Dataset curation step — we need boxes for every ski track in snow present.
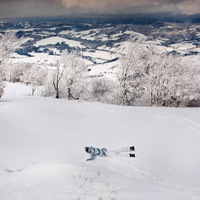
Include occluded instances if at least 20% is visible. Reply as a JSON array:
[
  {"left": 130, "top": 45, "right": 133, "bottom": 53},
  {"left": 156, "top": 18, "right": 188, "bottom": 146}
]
[
  {"left": 173, "top": 116, "right": 200, "bottom": 130},
  {"left": 137, "top": 107, "right": 200, "bottom": 132}
]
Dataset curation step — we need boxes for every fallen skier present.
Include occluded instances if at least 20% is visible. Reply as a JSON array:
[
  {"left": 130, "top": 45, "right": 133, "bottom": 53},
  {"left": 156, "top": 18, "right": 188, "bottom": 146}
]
[{"left": 85, "top": 146, "right": 135, "bottom": 161}]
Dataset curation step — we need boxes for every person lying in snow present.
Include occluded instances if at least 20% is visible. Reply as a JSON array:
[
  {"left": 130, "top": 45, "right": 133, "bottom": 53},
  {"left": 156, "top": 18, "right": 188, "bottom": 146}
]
[{"left": 85, "top": 146, "right": 135, "bottom": 161}]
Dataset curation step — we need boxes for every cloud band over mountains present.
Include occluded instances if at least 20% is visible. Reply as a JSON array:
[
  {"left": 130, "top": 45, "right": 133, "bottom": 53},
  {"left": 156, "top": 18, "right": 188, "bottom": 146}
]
[{"left": 0, "top": 0, "right": 200, "bottom": 18}]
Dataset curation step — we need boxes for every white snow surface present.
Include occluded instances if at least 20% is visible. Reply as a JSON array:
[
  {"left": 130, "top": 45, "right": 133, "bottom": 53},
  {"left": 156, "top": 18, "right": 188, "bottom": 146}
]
[
  {"left": 0, "top": 82, "right": 200, "bottom": 200},
  {"left": 34, "top": 36, "right": 84, "bottom": 48}
]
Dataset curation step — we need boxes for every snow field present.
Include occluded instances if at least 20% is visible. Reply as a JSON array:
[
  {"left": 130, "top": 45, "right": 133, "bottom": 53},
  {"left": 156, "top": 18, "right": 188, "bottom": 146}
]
[
  {"left": 59, "top": 29, "right": 102, "bottom": 41},
  {"left": 34, "top": 36, "right": 84, "bottom": 48},
  {"left": 0, "top": 82, "right": 200, "bottom": 199},
  {"left": 88, "top": 61, "right": 118, "bottom": 78}
]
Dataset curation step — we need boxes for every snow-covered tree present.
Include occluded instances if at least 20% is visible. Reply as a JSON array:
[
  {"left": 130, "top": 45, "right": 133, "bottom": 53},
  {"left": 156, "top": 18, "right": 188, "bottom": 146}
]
[
  {"left": 0, "top": 80, "right": 5, "bottom": 98},
  {"left": 117, "top": 38, "right": 200, "bottom": 107},
  {"left": 5, "top": 63, "right": 24, "bottom": 83},
  {"left": 62, "top": 50, "right": 86, "bottom": 100},
  {"left": 21, "top": 64, "right": 33, "bottom": 85},
  {"left": 42, "top": 72, "right": 56, "bottom": 97},
  {"left": 41, "top": 58, "right": 66, "bottom": 99},
  {"left": 0, "top": 32, "right": 21, "bottom": 66},
  {"left": 52, "top": 58, "right": 65, "bottom": 99},
  {"left": 0, "top": 64, "right": 5, "bottom": 98},
  {"left": 43, "top": 52, "right": 67, "bottom": 99},
  {"left": 27, "top": 66, "right": 42, "bottom": 96},
  {"left": 42, "top": 50, "right": 87, "bottom": 99},
  {"left": 83, "top": 77, "right": 116, "bottom": 103},
  {"left": 20, "top": 63, "right": 47, "bottom": 95},
  {"left": 147, "top": 48, "right": 200, "bottom": 107},
  {"left": 0, "top": 32, "right": 23, "bottom": 98},
  {"left": 117, "top": 39, "right": 149, "bottom": 106}
]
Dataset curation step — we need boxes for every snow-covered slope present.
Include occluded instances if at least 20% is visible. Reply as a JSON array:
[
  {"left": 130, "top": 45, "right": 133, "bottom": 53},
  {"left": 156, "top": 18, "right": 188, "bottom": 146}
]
[
  {"left": 35, "top": 36, "right": 85, "bottom": 48},
  {"left": 0, "top": 82, "right": 200, "bottom": 199}
]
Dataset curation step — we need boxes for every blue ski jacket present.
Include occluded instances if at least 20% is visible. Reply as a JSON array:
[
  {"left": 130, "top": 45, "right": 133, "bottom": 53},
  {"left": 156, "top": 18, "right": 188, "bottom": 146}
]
[{"left": 87, "top": 146, "right": 107, "bottom": 160}]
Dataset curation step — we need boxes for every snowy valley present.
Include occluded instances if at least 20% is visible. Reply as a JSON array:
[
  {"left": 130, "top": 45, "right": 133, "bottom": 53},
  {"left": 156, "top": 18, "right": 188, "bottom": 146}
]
[{"left": 1, "top": 15, "right": 200, "bottom": 78}]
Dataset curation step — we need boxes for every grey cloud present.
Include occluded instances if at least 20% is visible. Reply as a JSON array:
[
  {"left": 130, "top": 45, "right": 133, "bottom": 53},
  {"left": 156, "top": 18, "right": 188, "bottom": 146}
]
[
  {"left": 0, "top": 0, "right": 199, "bottom": 18},
  {"left": 177, "top": 0, "right": 200, "bottom": 15},
  {"left": 60, "top": 0, "right": 200, "bottom": 15},
  {"left": 0, "top": 0, "right": 66, "bottom": 18}
]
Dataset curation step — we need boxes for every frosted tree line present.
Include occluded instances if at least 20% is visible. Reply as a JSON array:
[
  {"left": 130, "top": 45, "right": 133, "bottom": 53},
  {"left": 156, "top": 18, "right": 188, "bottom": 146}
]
[
  {"left": 41, "top": 50, "right": 86, "bottom": 99},
  {"left": 0, "top": 32, "right": 86, "bottom": 100},
  {"left": 117, "top": 39, "right": 200, "bottom": 107},
  {"left": 0, "top": 32, "right": 200, "bottom": 107}
]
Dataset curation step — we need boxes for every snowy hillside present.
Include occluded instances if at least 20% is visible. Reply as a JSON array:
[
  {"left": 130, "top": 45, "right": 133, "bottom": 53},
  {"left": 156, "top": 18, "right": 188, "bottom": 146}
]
[
  {"left": 0, "top": 82, "right": 200, "bottom": 200},
  {"left": 0, "top": 16, "right": 198, "bottom": 79}
]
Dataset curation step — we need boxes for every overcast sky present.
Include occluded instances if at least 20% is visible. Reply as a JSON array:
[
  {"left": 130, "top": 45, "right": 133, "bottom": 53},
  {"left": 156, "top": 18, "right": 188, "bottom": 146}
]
[{"left": 0, "top": 0, "right": 200, "bottom": 18}]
